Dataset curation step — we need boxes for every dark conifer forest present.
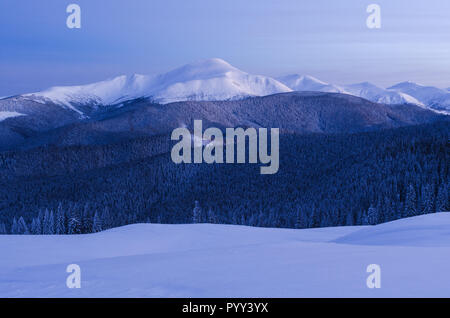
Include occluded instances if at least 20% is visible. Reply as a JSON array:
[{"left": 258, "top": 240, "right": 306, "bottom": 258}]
[{"left": 0, "top": 121, "right": 448, "bottom": 234}]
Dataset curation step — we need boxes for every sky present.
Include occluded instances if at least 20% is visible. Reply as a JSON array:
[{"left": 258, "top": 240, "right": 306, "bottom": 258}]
[{"left": 0, "top": 0, "right": 449, "bottom": 96}]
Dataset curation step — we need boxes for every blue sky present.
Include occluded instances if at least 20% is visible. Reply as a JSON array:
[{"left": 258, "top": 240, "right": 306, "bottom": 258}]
[{"left": 0, "top": 0, "right": 449, "bottom": 96}]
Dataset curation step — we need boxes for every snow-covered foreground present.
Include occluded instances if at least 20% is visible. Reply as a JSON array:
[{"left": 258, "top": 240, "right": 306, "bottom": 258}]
[{"left": 1, "top": 213, "right": 450, "bottom": 298}]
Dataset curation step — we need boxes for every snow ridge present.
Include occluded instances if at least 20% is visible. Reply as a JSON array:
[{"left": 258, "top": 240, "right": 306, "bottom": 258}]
[{"left": 0, "top": 111, "right": 26, "bottom": 122}]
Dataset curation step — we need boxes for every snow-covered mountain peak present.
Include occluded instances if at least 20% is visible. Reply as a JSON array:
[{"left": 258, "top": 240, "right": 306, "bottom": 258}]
[
  {"left": 24, "top": 73, "right": 154, "bottom": 111},
  {"left": 345, "top": 81, "right": 383, "bottom": 93},
  {"left": 389, "top": 81, "right": 426, "bottom": 88},
  {"left": 343, "top": 82, "right": 424, "bottom": 106},
  {"left": 155, "top": 58, "right": 241, "bottom": 85},
  {"left": 290, "top": 74, "right": 327, "bottom": 85},
  {"left": 277, "top": 74, "right": 345, "bottom": 93},
  {"left": 388, "top": 81, "right": 432, "bottom": 92},
  {"left": 149, "top": 58, "right": 292, "bottom": 103},
  {"left": 21, "top": 58, "right": 292, "bottom": 111},
  {"left": 387, "top": 81, "right": 450, "bottom": 112}
]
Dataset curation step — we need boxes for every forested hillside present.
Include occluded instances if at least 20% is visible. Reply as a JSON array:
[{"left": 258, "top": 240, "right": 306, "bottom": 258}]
[{"left": 0, "top": 121, "right": 448, "bottom": 234}]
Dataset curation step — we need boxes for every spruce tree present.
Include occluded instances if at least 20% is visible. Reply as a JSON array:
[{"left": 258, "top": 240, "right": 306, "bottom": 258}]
[
  {"left": 207, "top": 208, "right": 215, "bottom": 224},
  {"left": 101, "top": 207, "right": 111, "bottom": 230},
  {"left": 92, "top": 212, "right": 102, "bottom": 233},
  {"left": 420, "top": 184, "right": 433, "bottom": 215},
  {"left": 367, "top": 205, "right": 379, "bottom": 225},
  {"left": 31, "top": 218, "right": 41, "bottom": 235},
  {"left": 404, "top": 184, "right": 417, "bottom": 217},
  {"left": 345, "top": 211, "right": 354, "bottom": 226},
  {"left": 56, "top": 203, "right": 66, "bottom": 234},
  {"left": 436, "top": 183, "right": 448, "bottom": 212},
  {"left": 11, "top": 218, "right": 19, "bottom": 234},
  {"left": 17, "top": 217, "right": 29, "bottom": 234},
  {"left": 68, "top": 208, "right": 81, "bottom": 234},
  {"left": 81, "top": 203, "right": 92, "bottom": 234},
  {"left": 0, "top": 223, "right": 6, "bottom": 234},
  {"left": 295, "top": 209, "right": 302, "bottom": 228},
  {"left": 361, "top": 210, "right": 369, "bottom": 225},
  {"left": 193, "top": 201, "right": 202, "bottom": 223},
  {"left": 43, "top": 209, "right": 50, "bottom": 234},
  {"left": 49, "top": 211, "right": 55, "bottom": 234},
  {"left": 37, "top": 209, "right": 44, "bottom": 234},
  {"left": 43, "top": 209, "right": 55, "bottom": 234}
]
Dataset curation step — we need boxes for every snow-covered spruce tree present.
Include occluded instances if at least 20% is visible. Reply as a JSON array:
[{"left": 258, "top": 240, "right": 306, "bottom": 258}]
[
  {"left": 0, "top": 223, "right": 6, "bottom": 234},
  {"left": 31, "top": 218, "right": 41, "bottom": 235},
  {"left": 367, "top": 205, "right": 378, "bottom": 225},
  {"left": 436, "top": 182, "right": 449, "bottom": 212},
  {"left": 295, "top": 209, "right": 302, "bottom": 228},
  {"left": 345, "top": 211, "right": 354, "bottom": 226},
  {"left": 10, "top": 218, "right": 19, "bottom": 234},
  {"left": 420, "top": 184, "right": 434, "bottom": 215},
  {"left": 376, "top": 200, "right": 384, "bottom": 223},
  {"left": 81, "top": 203, "right": 93, "bottom": 234},
  {"left": 56, "top": 203, "right": 66, "bottom": 234},
  {"left": 361, "top": 210, "right": 369, "bottom": 225},
  {"left": 248, "top": 213, "right": 257, "bottom": 227},
  {"left": 207, "top": 208, "right": 215, "bottom": 224},
  {"left": 404, "top": 184, "right": 417, "bottom": 217},
  {"left": 17, "top": 216, "right": 29, "bottom": 234},
  {"left": 43, "top": 209, "right": 55, "bottom": 234},
  {"left": 50, "top": 211, "right": 55, "bottom": 234},
  {"left": 101, "top": 207, "right": 111, "bottom": 230},
  {"left": 387, "top": 195, "right": 398, "bottom": 222},
  {"left": 43, "top": 209, "right": 50, "bottom": 234},
  {"left": 308, "top": 206, "right": 318, "bottom": 228},
  {"left": 192, "top": 201, "right": 202, "bottom": 223},
  {"left": 92, "top": 212, "right": 102, "bottom": 233},
  {"left": 67, "top": 209, "right": 81, "bottom": 234},
  {"left": 36, "top": 210, "right": 44, "bottom": 234},
  {"left": 257, "top": 210, "right": 265, "bottom": 227}
]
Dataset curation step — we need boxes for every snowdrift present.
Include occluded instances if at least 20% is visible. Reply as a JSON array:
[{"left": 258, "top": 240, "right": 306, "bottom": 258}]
[
  {"left": 335, "top": 213, "right": 450, "bottom": 246},
  {"left": 1, "top": 213, "right": 449, "bottom": 297}
]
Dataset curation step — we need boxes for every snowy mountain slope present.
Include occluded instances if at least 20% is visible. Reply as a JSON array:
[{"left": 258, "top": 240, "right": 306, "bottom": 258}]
[
  {"left": 23, "top": 59, "right": 292, "bottom": 111},
  {"left": 24, "top": 74, "right": 154, "bottom": 111},
  {"left": 388, "top": 81, "right": 448, "bottom": 104},
  {"left": 12, "top": 92, "right": 444, "bottom": 150},
  {"left": 149, "top": 58, "right": 292, "bottom": 103},
  {"left": 1, "top": 213, "right": 450, "bottom": 297},
  {"left": 343, "top": 82, "right": 424, "bottom": 106},
  {"left": 388, "top": 81, "right": 450, "bottom": 113},
  {"left": 277, "top": 74, "right": 347, "bottom": 93},
  {"left": 429, "top": 96, "right": 450, "bottom": 114},
  {"left": 0, "top": 96, "right": 89, "bottom": 150},
  {"left": 0, "top": 111, "right": 26, "bottom": 122},
  {"left": 277, "top": 75, "right": 424, "bottom": 106}
]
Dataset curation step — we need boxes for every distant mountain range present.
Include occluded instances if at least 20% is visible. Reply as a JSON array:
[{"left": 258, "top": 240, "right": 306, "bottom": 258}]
[
  {"left": 277, "top": 74, "right": 450, "bottom": 113},
  {"left": 0, "top": 58, "right": 447, "bottom": 150},
  {"left": 2, "top": 58, "right": 448, "bottom": 116}
]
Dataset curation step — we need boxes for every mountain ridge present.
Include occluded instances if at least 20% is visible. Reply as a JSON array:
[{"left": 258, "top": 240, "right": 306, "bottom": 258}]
[
  {"left": 3, "top": 91, "right": 445, "bottom": 151},
  {"left": 3, "top": 58, "right": 447, "bottom": 115},
  {"left": 22, "top": 58, "right": 292, "bottom": 113}
]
